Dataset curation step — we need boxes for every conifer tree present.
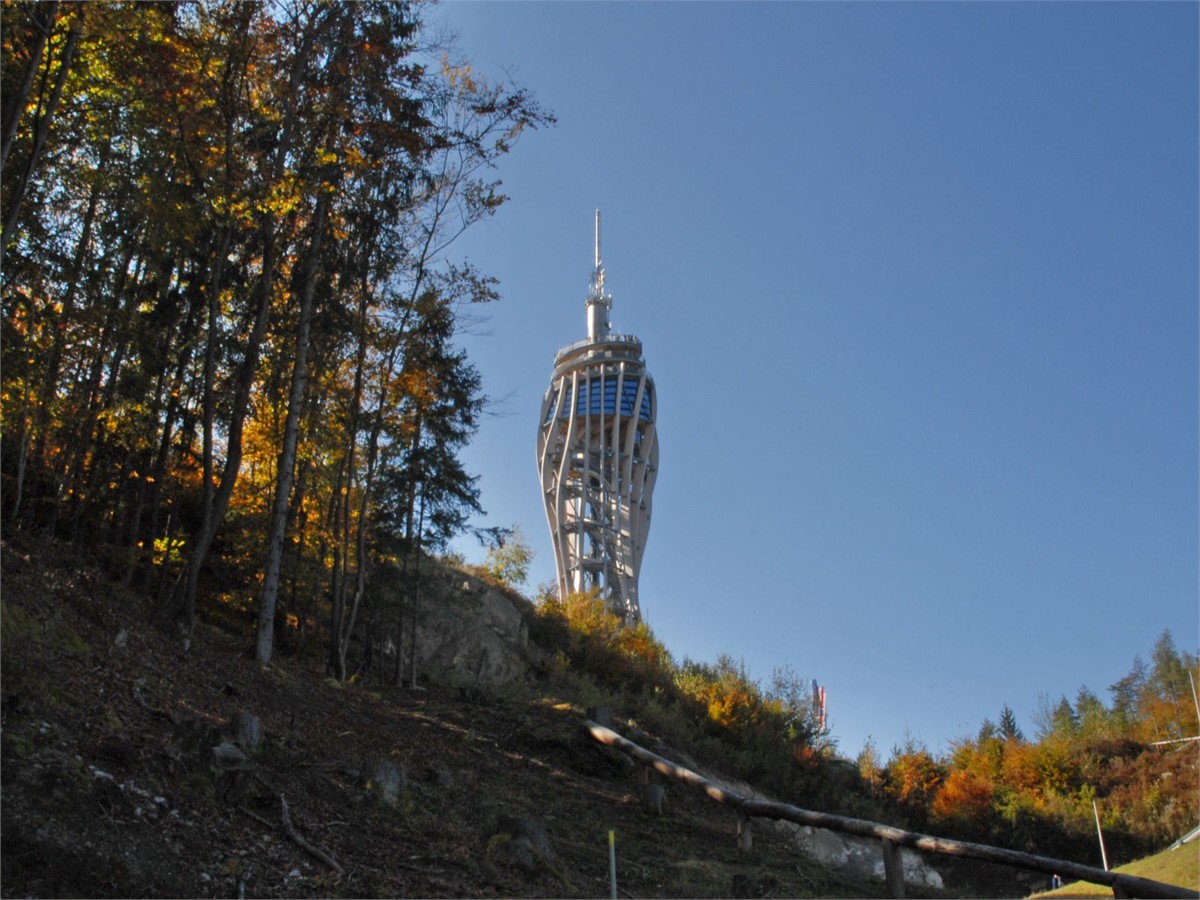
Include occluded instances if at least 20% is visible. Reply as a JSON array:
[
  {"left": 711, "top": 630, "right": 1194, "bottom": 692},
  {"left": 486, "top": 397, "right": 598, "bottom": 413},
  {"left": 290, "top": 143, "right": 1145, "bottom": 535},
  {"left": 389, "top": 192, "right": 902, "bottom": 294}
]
[{"left": 998, "top": 704, "right": 1024, "bottom": 742}]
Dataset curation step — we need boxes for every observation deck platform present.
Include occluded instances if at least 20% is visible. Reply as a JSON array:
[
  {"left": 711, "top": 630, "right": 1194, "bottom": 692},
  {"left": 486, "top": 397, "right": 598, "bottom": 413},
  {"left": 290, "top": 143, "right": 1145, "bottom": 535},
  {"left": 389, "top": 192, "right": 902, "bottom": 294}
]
[{"left": 552, "top": 333, "right": 643, "bottom": 373}]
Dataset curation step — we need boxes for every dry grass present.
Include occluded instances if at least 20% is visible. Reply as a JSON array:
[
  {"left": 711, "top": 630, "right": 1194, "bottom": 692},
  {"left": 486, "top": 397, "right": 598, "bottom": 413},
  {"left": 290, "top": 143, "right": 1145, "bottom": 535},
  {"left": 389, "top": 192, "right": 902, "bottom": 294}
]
[{"left": 1028, "top": 841, "right": 1199, "bottom": 898}]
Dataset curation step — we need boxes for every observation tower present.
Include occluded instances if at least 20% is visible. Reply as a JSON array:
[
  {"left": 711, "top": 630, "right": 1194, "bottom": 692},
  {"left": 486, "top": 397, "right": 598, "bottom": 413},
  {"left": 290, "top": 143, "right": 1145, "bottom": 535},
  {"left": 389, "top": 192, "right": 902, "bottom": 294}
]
[{"left": 536, "top": 212, "right": 658, "bottom": 624}]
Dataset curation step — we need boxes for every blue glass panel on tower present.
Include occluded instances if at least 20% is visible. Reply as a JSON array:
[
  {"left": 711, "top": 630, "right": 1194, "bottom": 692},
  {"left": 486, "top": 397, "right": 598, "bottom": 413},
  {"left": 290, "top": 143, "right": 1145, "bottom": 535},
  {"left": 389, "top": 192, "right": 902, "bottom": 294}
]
[{"left": 536, "top": 212, "right": 658, "bottom": 625}]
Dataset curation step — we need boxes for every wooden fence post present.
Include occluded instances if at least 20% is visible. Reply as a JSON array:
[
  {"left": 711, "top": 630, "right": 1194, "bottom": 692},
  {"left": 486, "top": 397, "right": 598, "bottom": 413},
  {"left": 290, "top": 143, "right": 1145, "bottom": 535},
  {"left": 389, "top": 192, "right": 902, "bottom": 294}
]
[
  {"left": 881, "top": 838, "right": 905, "bottom": 899},
  {"left": 737, "top": 811, "right": 753, "bottom": 853}
]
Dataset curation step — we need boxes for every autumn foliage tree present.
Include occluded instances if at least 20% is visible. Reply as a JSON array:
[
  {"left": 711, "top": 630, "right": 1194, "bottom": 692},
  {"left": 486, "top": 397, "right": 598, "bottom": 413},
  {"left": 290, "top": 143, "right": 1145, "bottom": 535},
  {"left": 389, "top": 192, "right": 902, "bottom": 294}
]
[
  {"left": 530, "top": 588, "right": 843, "bottom": 801},
  {"left": 894, "top": 631, "right": 1200, "bottom": 862},
  {"left": 1, "top": 1, "right": 551, "bottom": 674}
]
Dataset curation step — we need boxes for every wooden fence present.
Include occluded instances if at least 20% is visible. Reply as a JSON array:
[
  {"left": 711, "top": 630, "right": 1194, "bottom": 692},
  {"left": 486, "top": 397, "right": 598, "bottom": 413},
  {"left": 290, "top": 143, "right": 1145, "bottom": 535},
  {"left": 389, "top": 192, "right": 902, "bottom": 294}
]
[{"left": 585, "top": 720, "right": 1199, "bottom": 900}]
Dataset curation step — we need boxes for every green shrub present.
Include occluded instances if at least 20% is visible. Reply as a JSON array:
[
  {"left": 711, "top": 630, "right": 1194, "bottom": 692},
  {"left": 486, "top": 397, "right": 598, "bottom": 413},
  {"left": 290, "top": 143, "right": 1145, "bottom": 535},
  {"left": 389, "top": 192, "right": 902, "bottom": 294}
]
[{"left": 529, "top": 590, "right": 837, "bottom": 803}]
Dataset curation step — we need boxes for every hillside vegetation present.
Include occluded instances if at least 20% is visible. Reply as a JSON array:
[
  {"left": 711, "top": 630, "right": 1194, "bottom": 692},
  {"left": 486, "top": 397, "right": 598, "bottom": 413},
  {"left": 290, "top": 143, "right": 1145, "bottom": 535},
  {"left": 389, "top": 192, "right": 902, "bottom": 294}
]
[
  {"left": 504, "top": 570, "right": 1198, "bottom": 873},
  {"left": 846, "top": 627, "right": 1199, "bottom": 871},
  {"left": 3, "top": 532, "right": 1197, "bottom": 898},
  {"left": 1, "top": 534, "right": 898, "bottom": 899}
]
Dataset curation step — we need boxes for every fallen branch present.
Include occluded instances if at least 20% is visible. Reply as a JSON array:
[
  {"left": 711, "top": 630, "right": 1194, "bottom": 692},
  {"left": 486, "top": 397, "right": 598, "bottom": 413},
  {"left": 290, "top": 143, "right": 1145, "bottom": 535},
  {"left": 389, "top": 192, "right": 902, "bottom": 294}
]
[
  {"left": 237, "top": 804, "right": 275, "bottom": 830},
  {"left": 130, "top": 684, "right": 175, "bottom": 722},
  {"left": 278, "top": 793, "right": 344, "bottom": 876},
  {"left": 1149, "top": 735, "right": 1200, "bottom": 747}
]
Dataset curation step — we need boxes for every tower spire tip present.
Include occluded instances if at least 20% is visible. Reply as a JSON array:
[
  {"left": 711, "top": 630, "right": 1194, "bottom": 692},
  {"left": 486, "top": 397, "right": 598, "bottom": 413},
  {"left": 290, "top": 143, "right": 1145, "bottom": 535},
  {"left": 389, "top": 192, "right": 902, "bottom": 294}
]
[
  {"left": 594, "top": 209, "right": 602, "bottom": 269},
  {"left": 586, "top": 209, "right": 610, "bottom": 339}
]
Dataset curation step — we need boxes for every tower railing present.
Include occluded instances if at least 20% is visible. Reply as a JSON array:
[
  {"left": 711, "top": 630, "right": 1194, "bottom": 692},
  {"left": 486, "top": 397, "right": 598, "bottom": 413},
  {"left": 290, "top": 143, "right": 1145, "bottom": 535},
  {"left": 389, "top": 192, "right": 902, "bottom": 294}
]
[{"left": 553, "top": 333, "right": 642, "bottom": 366}]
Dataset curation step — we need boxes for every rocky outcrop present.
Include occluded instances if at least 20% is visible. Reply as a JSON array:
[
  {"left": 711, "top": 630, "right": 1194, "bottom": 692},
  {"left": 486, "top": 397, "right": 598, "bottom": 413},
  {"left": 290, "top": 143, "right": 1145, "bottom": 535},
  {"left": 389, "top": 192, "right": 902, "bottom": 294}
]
[
  {"left": 411, "top": 571, "right": 532, "bottom": 690},
  {"left": 792, "top": 822, "right": 945, "bottom": 890},
  {"left": 659, "top": 742, "right": 945, "bottom": 891}
]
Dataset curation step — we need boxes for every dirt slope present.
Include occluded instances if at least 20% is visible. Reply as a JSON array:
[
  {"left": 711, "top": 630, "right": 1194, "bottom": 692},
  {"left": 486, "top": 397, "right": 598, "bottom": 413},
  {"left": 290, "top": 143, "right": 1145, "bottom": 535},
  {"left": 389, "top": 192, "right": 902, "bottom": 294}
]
[{"left": 1, "top": 537, "right": 892, "bottom": 899}]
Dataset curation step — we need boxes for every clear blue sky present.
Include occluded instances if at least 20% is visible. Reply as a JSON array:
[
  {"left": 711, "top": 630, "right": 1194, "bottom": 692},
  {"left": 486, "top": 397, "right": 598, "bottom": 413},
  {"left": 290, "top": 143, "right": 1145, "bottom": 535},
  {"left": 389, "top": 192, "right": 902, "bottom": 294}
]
[{"left": 431, "top": 1, "right": 1199, "bottom": 759}]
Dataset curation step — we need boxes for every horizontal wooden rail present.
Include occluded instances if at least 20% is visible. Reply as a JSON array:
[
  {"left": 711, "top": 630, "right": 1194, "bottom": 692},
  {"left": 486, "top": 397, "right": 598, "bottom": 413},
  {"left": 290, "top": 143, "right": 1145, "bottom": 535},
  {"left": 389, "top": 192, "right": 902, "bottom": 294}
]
[{"left": 586, "top": 720, "right": 1199, "bottom": 900}]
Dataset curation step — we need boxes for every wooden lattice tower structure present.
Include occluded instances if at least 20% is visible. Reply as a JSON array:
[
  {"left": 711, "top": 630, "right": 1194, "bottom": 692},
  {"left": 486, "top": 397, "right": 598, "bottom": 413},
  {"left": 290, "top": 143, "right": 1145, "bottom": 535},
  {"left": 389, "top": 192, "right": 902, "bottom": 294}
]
[{"left": 536, "top": 212, "right": 658, "bottom": 624}]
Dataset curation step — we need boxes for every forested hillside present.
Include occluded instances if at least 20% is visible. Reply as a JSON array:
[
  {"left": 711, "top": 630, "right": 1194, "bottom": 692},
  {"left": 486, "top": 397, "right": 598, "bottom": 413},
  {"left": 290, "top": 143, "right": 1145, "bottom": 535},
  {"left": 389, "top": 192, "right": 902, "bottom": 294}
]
[
  {"left": 529, "top": 588, "right": 1198, "bottom": 875},
  {"left": 863, "top": 632, "right": 1198, "bottom": 866},
  {"left": 1, "top": 0, "right": 549, "bottom": 674}
]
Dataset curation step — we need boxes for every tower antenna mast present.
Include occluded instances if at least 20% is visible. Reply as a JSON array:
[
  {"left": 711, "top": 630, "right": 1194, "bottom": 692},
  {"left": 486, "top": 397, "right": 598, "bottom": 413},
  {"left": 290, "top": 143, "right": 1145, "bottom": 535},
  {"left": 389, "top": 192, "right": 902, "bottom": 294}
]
[
  {"left": 592, "top": 208, "right": 606, "bottom": 296},
  {"left": 587, "top": 209, "right": 610, "bottom": 339}
]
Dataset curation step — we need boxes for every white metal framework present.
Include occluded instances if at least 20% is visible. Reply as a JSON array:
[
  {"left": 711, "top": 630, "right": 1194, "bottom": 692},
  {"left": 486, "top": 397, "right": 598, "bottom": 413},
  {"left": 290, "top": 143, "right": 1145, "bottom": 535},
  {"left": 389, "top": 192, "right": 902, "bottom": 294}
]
[{"left": 536, "top": 212, "right": 658, "bottom": 624}]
